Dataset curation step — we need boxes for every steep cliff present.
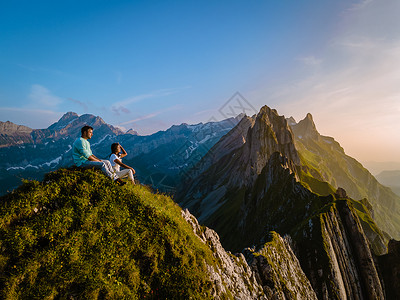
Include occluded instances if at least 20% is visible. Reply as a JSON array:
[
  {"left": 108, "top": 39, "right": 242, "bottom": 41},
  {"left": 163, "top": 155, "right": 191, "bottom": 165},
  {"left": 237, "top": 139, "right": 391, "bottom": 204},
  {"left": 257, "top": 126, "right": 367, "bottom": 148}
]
[{"left": 177, "top": 105, "right": 392, "bottom": 299}]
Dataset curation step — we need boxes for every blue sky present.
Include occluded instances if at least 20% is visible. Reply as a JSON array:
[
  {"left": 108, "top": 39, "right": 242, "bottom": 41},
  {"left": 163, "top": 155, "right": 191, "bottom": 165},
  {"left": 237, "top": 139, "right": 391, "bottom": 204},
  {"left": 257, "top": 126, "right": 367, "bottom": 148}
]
[{"left": 1, "top": 0, "right": 399, "bottom": 163}]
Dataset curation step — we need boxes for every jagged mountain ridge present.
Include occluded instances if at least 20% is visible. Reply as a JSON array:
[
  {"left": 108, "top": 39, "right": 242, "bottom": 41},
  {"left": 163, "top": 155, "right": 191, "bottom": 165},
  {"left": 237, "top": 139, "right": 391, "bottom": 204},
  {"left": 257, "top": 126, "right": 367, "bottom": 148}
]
[
  {"left": 290, "top": 114, "right": 400, "bottom": 240},
  {"left": 177, "top": 105, "right": 393, "bottom": 298}
]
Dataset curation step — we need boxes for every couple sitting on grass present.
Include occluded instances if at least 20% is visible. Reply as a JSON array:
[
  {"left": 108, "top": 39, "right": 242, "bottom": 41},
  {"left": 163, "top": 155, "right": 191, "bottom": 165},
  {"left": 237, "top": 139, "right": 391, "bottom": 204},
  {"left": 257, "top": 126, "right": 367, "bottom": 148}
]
[{"left": 72, "top": 125, "right": 135, "bottom": 186}]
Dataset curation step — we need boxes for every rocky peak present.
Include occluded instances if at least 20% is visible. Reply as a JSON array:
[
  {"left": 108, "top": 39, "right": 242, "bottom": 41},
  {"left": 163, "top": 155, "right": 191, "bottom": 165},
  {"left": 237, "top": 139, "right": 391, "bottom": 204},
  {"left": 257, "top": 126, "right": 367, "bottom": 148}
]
[
  {"left": 126, "top": 128, "right": 139, "bottom": 135},
  {"left": 286, "top": 116, "right": 297, "bottom": 126},
  {"left": 290, "top": 112, "right": 319, "bottom": 139},
  {"left": 241, "top": 105, "right": 300, "bottom": 182},
  {"left": 58, "top": 111, "right": 78, "bottom": 123},
  {"left": 47, "top": 112, "right": 79, "bottom": 131},
  {"left": 234, "top": 112, "right": 246, "bottom": 122}
]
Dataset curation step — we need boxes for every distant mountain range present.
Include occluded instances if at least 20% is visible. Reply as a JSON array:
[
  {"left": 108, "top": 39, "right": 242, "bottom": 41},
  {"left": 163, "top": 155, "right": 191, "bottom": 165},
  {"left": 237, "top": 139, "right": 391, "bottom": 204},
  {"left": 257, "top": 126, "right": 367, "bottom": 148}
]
[
  {"left": 362, "top": 161, "right": 400, "bottom": 175},
  {"left": 0, "top": 112, "right": 241, "bottom": 194},
  {"left": 376, "top": 170, "right": 400, "bottom": 196}
]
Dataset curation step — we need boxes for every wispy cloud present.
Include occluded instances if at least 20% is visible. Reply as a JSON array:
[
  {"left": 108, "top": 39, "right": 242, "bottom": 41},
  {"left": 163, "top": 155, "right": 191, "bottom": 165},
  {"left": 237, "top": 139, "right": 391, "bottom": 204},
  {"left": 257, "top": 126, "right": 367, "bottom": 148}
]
[
  {"left": 118, "top": 105, "right": 182, "bottom": 127},
  {"left": 346, "top": 0, "right": 374, "bottom": 12},
  {"left": 119, "top": 113, "right": 160, "bottom": 125},
  {"left": 29, "top": 84, "right": 63, "bottom": 107},
  {"left": 16, "top": 64, "right": 70, "bottom": 77},
  {"left": 297, "top": 56, "right": 322, "bottom": 66},
  {"left": 0, "top": 84, "right": 65, "bottom": 128},
  {"left": 112, "top": 106, "right": 131, "bottom": 115},
  {"left": 67, "top": 98, "right": 88, "bottom": 112},
  {"left": 111, "top": 86, "right": 191, "bottom": 115},
  {"left": 0, "top": 107, "right": 62, "bottom": 129}
]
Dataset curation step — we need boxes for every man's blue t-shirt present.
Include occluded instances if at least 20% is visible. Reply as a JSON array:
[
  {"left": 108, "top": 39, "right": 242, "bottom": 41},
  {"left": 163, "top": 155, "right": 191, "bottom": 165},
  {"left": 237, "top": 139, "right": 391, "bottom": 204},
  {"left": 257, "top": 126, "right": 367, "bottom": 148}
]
[{"left": 72, "top": 137, "right": 92, "bottom": 166}]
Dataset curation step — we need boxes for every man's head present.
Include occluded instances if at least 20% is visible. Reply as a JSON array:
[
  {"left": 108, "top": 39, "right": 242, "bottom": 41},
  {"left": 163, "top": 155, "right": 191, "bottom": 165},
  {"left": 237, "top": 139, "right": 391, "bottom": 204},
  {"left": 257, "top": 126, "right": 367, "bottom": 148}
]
[{"left": 81, "top": 125, "right": 94, "bottom": 139}]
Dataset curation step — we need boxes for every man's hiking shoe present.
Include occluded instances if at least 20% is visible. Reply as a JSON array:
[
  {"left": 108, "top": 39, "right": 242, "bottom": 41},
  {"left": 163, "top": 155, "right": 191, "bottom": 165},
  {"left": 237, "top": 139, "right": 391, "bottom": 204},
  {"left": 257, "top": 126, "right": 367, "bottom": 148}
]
[{"left": 115, "top": 178, "right": 126, "bottom": 186}]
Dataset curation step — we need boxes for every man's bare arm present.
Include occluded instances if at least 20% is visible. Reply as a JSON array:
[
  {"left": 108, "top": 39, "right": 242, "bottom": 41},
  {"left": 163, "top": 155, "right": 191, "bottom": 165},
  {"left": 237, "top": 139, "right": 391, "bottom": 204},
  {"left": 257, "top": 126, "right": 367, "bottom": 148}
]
[{"left": 87, "top": 155, "right": 101, "bottom": 162}]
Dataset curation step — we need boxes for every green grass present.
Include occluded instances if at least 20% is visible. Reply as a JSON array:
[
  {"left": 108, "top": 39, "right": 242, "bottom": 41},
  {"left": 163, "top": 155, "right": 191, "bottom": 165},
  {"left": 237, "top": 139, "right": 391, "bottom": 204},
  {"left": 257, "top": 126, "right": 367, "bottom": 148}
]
[{"left": 0, "top": 168, "right": 215, "bottom": 299}]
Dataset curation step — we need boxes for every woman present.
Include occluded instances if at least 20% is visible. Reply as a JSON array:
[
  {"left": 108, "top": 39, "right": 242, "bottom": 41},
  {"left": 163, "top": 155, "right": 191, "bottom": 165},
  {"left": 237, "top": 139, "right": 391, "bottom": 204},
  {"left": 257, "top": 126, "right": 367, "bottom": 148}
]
[{"left": 109, "top": 143, "right": 136, "bottom": 184}]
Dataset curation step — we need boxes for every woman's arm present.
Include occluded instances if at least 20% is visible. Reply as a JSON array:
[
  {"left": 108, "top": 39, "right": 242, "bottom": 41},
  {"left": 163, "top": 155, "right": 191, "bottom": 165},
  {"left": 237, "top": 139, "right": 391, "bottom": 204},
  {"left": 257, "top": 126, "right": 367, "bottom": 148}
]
[{"left": 119, "top": 144, "right": 128, "bottom": 158}]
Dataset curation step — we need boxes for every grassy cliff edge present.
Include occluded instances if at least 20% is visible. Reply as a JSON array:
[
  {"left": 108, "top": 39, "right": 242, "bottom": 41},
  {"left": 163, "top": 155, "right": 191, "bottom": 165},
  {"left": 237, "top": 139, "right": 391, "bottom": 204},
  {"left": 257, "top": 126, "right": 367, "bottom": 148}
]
[{"left": 0, "top": 168, "right": 216, "bottom": 299}]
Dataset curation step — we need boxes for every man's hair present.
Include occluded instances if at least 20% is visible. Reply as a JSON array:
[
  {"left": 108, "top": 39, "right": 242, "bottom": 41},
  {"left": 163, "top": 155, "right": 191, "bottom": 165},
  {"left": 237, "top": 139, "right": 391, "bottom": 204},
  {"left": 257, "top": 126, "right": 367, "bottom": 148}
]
[
  {"left": 81, "top": 125, "right": 93, "bottom": 135},
  {"left": 111, "top": 143, "right": 119, "bottom": 154}
]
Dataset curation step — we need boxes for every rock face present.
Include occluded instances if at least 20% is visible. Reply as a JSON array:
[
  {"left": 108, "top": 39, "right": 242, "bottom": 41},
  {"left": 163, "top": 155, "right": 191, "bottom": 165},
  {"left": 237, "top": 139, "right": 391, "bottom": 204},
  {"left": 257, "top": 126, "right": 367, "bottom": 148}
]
[
  {"left": 290, "top": 114, "right": 400, "bottom": 240},
  {"left": 244, "top": 232, "right": 318, "bottom": 300},
  {"left": 182, "top": 209, "right": 318, "bottom": 299},
  {"left": 378, "top": 239, "right": 400, "bottom": 299},
  {"left": 296, "top": 199, "right": 385, "bottom": 299},
  {"left": 181, "top": 209, "right": 266, "bottom": 299}
]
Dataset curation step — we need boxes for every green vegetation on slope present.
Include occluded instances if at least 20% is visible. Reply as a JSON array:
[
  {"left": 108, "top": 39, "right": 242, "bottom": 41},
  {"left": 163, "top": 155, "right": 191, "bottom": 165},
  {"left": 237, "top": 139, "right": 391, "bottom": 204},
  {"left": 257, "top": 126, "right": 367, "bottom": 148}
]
[
  {"left": 295, "top": 136, "right": 400, "bottom": 241},
  {"left": 0, "top": 168, "right": 215, "bottom": 299}
]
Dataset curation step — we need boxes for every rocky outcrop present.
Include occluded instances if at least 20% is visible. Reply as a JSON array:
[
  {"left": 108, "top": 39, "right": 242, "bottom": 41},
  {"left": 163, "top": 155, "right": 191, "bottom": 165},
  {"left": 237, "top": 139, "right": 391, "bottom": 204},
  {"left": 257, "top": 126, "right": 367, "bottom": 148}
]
[{"left": 181, "top": 209, "right": 266, "bottom": 299}]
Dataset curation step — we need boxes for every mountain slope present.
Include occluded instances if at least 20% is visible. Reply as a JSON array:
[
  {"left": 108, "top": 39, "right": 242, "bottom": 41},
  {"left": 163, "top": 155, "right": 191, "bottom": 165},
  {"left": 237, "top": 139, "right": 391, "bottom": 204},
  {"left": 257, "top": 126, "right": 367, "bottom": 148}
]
[
  {"left": 290, "top": 114, "right": 400, "bottom": 240},
  {"left": 177, "top": 105, "right": 389, "bottom": 298}
]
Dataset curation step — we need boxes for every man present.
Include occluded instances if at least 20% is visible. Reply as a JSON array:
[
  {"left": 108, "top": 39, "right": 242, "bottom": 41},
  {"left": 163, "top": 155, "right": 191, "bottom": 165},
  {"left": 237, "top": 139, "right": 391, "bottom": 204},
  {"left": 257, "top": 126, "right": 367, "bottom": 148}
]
[{"left": 72, "top": 125, "right": 125, "bottom": 185}]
